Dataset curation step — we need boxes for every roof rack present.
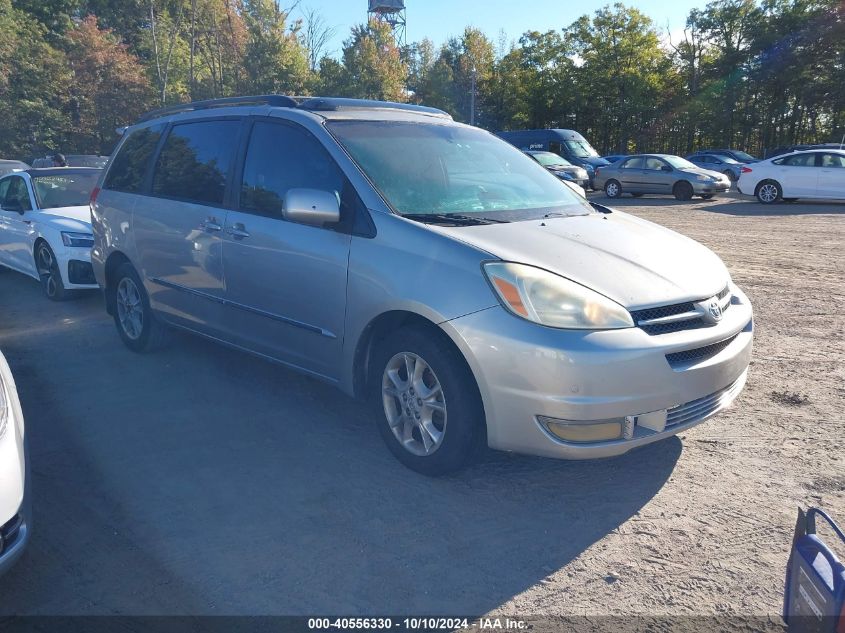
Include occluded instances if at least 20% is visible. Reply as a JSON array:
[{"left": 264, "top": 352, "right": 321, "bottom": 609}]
[
  {"left": 296, "top": 97, "right": 451, "bottom": 119},
  {"left": 137, "top": 95, "right": 298, "bottom": 122},
  {"left": 135, "top": 94, "right": 452, "bottom": 124}
]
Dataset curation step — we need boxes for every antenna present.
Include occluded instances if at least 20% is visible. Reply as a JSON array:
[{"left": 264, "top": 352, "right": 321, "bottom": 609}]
[{"left": 367, "top": 0, "right": 406, "bottom": 49}]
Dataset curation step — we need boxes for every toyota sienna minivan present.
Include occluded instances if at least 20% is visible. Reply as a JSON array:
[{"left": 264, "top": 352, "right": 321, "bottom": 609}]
[{"left": 91, "top": 95, "right": 753, "bottom": 476}]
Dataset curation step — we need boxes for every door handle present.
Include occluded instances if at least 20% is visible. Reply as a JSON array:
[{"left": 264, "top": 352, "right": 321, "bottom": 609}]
[
  {"left": 201, "top": 217, "right": 222, "bottom": 232},
  {"left": 226, "top": 223, "right": 250, "bottom": 240}
]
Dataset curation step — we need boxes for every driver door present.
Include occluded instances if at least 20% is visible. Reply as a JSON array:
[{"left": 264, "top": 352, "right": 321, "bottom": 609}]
[{"left": 0, "top": 175, "right": 37, "bottom": 276}]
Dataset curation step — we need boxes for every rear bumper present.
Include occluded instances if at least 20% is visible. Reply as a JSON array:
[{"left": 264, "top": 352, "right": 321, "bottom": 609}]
[{"left": 444, "top": 284, "right": 753, "bottom": 460}]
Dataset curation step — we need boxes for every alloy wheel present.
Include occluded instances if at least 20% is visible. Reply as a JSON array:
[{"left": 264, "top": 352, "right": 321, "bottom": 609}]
[
  {"left": 758, "top": 183, "right": 779, "bottom": 203},
  {"left": 381, "top": 352, "right": 447, "bottom": 456},
  {"left": 37, "top": 245, "right": 58, "bottom": 297},
  {"left": 116, "top": 277, "right": 144, "bottom": 340}
]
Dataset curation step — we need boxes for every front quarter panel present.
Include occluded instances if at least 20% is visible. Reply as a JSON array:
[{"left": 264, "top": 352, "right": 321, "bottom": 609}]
[{"left": 341, "top": 212, "right": 499, "bottom": 394}]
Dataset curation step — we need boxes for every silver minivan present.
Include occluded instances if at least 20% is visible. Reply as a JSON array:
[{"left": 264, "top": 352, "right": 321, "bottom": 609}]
[{"left": 91, "top": 96, "right": 753, "bottom": 475}]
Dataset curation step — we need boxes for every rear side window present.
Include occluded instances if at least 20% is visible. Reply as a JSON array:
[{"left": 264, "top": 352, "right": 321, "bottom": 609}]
[
  {"left": 103, "top": 124, "right": 164, "bottom": 193},
  {"left": 152, "top": 120, "right": 240, "bottom": 205},
  {"left": 240, "top": 121, "right": 344, "bottom": 216},
  {"left": 782, "top": 153, "right": 817, "bottom": 167}
]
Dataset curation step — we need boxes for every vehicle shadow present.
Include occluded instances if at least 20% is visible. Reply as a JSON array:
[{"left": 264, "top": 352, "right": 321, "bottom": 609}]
[
  {"left": 0, "top": 273, "right": 680, "bottom": 615},
  {"left": 590, "top": 192, "right": 845, "bottom": 216}
]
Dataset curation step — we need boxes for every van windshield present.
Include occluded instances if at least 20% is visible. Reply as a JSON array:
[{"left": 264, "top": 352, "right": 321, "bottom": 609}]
[
  {"left": 564, "top": 140, "right": 599, "bottom": 158},
  {"left": 327, "top": 121, "right": 591, "bottom": 222}
]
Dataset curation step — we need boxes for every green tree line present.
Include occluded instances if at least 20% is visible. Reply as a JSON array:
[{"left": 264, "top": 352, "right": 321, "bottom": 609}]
[{"left": 1, "top": 0, "right": 842, "bottom": 159}]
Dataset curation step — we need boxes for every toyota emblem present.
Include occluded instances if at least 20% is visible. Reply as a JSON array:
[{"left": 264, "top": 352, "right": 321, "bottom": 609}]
[{"left": 709, "top": 300, "right": 723, "bottom": 321}]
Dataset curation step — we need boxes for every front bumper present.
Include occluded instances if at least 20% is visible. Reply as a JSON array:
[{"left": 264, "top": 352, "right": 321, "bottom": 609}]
[
  {"left": 55, "top": 244, "right": 98, "bottom": 290},
  {"left": 691, "top": 180, "right": 731, "bottom": 195},
  {"left": 444, "top": 285, "right": 753, "bottom": 459},
  {"left": 0, "top": 355, "right": 29, "bottom": 576}
]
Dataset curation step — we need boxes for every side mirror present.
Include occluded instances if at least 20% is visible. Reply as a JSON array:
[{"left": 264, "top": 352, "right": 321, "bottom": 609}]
[
  {"left": 283, "top": 188, "right": 340, "bottom": 227},
  {"left": 661, "top": 165, "right": 673, "bottom": 172}
]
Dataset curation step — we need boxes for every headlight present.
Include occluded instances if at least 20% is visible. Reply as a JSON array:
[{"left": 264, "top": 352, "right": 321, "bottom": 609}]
[
  {"left": 483, "top": 262, "right": 634, "bottom": 329},
  {"left": 694, "top": 174, "right": 714, "bottom": 182},
  {"left": 61, "top": 231, "right": 94, "bottom": 247}
]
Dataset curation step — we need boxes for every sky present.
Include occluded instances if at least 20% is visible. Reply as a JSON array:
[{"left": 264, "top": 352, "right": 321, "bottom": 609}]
[{"left": 288, "top": 0, "right": 706, "bottom": 57}]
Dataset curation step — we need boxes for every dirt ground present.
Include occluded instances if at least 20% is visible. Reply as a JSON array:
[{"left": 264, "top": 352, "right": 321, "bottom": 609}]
[{"left": 0, "top": 191, "right": 842, "bottom": 624}]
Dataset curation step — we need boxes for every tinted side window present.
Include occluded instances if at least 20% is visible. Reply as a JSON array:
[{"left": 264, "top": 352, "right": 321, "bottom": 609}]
[
  {"left": 621, "top": 157, "right": 643, "bottom": 169},
  {"left": 4, "top": 177, "right": 31, "bottom": 211},
  {"left": 0, "top": 179, "right": 10, "bottom": 203},
  {"left": 549, "top": 141, "right": 562, "bottom": 155},
  {"left": 152, "top": 120, "right": 240, "bottom": 205},
  {"left": 104, "top": 124, "right": 164, "bottom": 193},
  {"left": 783, "top": 153, "right": 817, "bottom": 167},
  {"left": 240, "top": 121, "right": 344, "bottom": 217},
  {"left": 819, "top": 153, "right": 845, "bottom": 168}
]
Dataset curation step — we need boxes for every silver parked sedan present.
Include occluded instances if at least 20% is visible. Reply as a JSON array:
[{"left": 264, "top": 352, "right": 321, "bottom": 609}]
[
  {"left": 595, "top": 154, "right": 731, "bottom": 200},
  {"left": 91, "top": 96, "right": 753, "bottom": 476}
]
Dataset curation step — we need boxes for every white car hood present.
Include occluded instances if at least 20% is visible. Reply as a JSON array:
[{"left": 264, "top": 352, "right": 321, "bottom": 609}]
[
  {"left": 430, "top": 210, "right": 729, "bottom": 309},
  {"left": 34, "top": 205, "right": 92, "bottom": 233}
]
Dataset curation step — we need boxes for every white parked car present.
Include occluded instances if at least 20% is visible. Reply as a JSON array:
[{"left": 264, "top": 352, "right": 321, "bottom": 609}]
[
  {"left": 737, "top": 149, "right": 845, "bottom": 203},
  {"left": 0, "top": 349, "right": 29, "bottom": 576},
  {"left": 0, "top": 167, "right": 101, "bottom": 299}
]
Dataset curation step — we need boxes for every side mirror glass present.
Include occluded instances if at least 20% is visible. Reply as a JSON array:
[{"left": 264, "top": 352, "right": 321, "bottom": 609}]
[
  {"left": 283, "top": 188, "right": 340, "bottom": 227},
  {"left": 661, "top": 165, "right": 673, "bottom": 172}
]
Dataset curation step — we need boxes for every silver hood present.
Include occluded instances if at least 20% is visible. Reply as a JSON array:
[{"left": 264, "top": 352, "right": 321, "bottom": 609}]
[{"left": 431, "top": 210, "right": 729, "bottom": 309}]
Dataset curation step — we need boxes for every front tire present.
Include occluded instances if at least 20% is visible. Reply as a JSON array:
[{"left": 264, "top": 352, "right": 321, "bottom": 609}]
[
  {"left": 755, "top": 180, "right": 782, "bottom": 204},
  {"left": 371, "top": 327, "right": 484, "bottom": 476},
  {"left": 112, "top": 263, "right": 169, "bottom": 352},
  {"left": 673, "top": 181, "right": 694, "bottom": 201},
  {"left": 36, "top": 242, "right": 68, "bottom": 301},
  {"left": 604, "top": 179, "right": 622, "bottom": 199}
]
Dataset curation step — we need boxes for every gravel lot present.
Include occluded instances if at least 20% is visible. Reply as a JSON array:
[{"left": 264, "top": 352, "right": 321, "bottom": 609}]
[{"left": 0, "top": 192, "right": 842, "bottom": 621}]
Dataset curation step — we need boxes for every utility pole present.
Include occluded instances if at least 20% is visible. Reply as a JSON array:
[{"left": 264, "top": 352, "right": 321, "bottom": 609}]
[
  {"left": 470, "top": 67, "right": 477, "bottom": 126},
  {"left": 189, "top": 0, "right": 196, "bottom": 98}
]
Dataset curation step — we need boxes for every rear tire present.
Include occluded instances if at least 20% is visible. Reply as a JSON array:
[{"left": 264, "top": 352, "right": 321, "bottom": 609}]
[
  {"left": 604, "top": 179, "right": 622, "bottom": 199},
  {"left": 370, "top": 326, "right": 485, "bottom": 476},
  {"left": 722, "top": 169, "right": 736, "bottom": 182},
  {"left": 112, "top": 262, "right": 170, "bottom": 353},
  {"left": 673, "top": 181, "right": 694, "bottom": 201},
  {"left": 35, "top": 242, "right": 69, "bottom": 301},
  {"left": 755, "top": 180, "right": 782, "bottom": 204}
]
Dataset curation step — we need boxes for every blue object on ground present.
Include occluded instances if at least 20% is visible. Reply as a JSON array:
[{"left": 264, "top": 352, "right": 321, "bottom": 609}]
[{"left": 784, "top": 507, "right": 845, "bottom": 632}]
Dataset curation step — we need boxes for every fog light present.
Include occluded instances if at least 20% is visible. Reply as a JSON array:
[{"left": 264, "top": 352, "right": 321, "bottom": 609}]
[{"left": 538, "top": 415, "right": 624, "bottom": 443}]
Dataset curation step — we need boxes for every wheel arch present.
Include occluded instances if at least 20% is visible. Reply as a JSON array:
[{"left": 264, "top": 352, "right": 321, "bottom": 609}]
[
  {"left": 352, "top": 308, "right": 490, "bottom": 446},
  {"left": 103, "top": 250, "right": 133, "bottom": 315}
]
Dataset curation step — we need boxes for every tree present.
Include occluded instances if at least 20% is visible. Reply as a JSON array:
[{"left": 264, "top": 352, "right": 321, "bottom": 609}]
[
  {"left": 0, "top": 0, "right": 71, "bottom": 157},
  {"left": 335, "top": 19, "right": 407, "bottom": 102},
  {"left": 64, "top": 15, "right": 154, "bottom": 153},
  {"left": 242, "top": 0, "right": 310, "bottom": 95},
  {"left": 565, "top": 3, "right": 674, "bottom": 152},
  {"left": 302, "top": 5, "right": 335, "bottom": 73}
]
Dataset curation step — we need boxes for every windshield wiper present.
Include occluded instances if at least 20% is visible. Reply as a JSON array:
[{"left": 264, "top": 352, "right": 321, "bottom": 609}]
[{"left": 403, "top": 213, "right": 509, "bottom": 226}]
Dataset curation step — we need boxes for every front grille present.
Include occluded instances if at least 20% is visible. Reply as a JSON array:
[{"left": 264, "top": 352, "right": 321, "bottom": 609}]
[
  {"left": 665, "top": 333, "right": 738, "bottom": 367},
  {"left": 632, "top": 285, "right": 731, "bottom": 335},
  {"left": 0, "top": 514, "right": 22, "bottom": 554},
  {"left": 666, "top": 371, "right": 747, "bottom": 428}
]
